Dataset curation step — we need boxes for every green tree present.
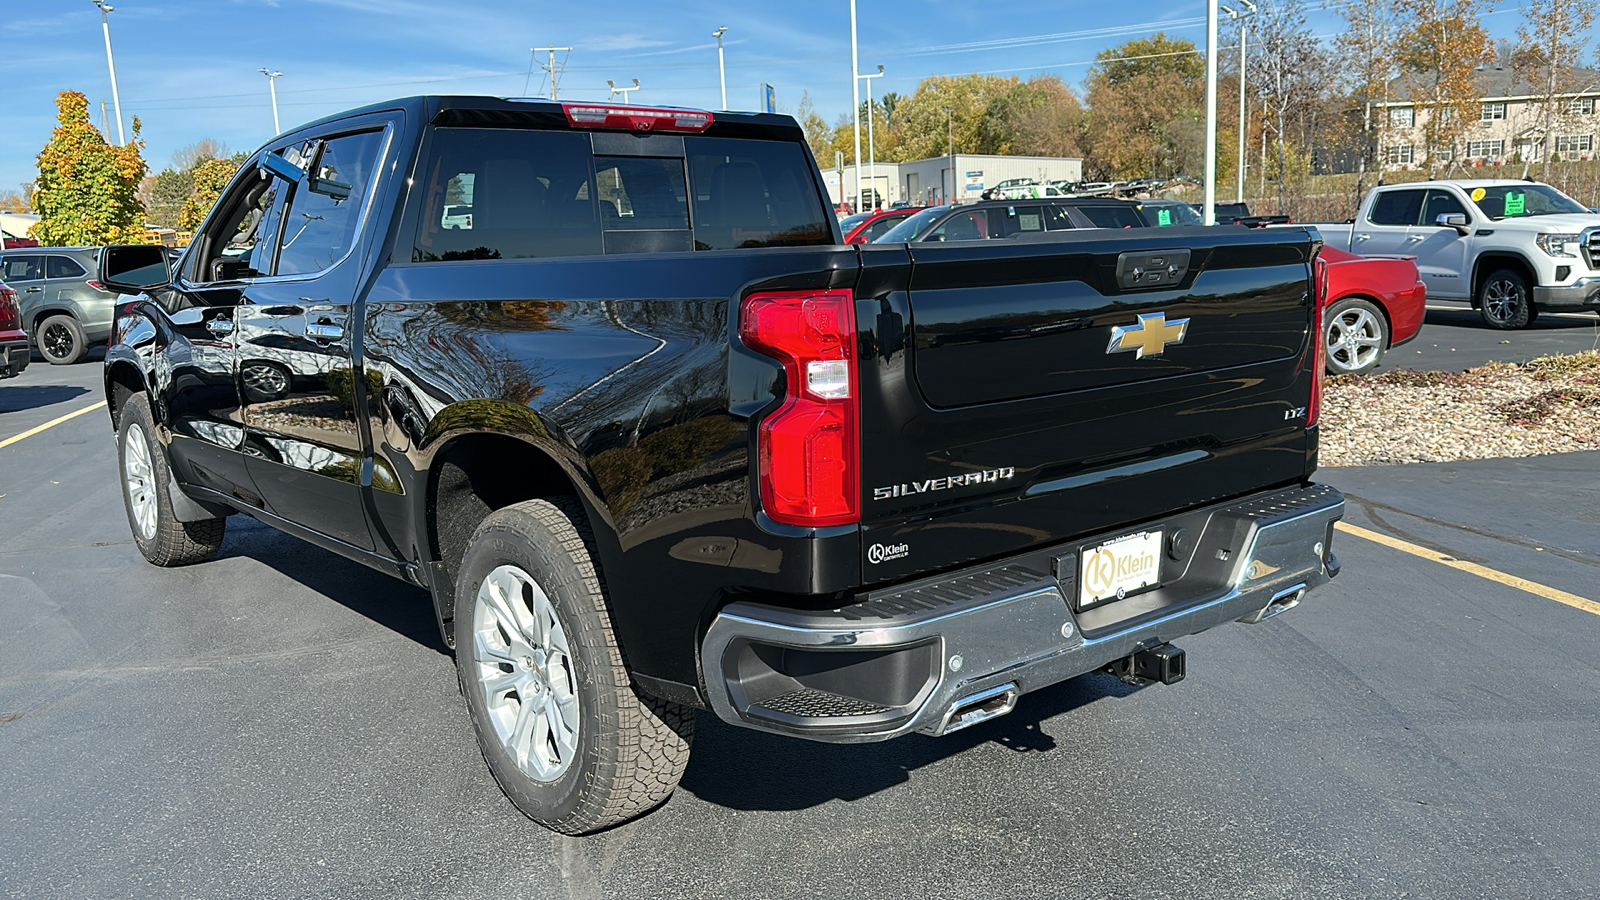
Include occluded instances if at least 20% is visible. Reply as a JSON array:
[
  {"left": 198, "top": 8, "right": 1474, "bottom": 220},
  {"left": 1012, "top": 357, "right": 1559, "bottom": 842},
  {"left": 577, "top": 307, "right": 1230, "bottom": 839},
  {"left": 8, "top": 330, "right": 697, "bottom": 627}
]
[
  {"left": 178, "top": 157, "right": 240, "bottom": 231},
  {"left": 1082, "top": 34, "right": 1207, "bottom": 179},
  {"left": 32, "top": 91, "right": 148, "bottom": 246},
  {"left": 795, "top": 91, "right": 832, "bottom": 165},
  {"left": 147, "top": 167, "right": 195, "bottom": 229}
]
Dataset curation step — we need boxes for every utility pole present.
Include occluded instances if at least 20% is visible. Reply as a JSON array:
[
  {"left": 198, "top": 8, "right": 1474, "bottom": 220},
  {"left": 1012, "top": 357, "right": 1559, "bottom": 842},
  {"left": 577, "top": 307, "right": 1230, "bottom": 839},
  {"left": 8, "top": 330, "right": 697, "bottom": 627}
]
[
  {"left": 860, "top": 65, "right": 884, "bottom": 209},
  {"left": 606, "top": 79, "right": 640, "bottom": 102},
  {"left": 100, "top": 100, "right": 111, "bottom": 139},
  {"left": 259, "top": 69, "right": 283, "bottom": 135},
  {"left": 944, "top": 106, "right": 954, "bottom": 205},
  {"left": 1222, "top": 1, "right": 1255, "bottom": 203},
  {"left": 712, "top": 27, "right": 728, "bottom": 111},
  {"left": 91, "top": 1, "right": 125, "bottom": 145},
  {"left": 534, "top": 46, "right": 574, "bottom": 100},
  {"left": 849, "top": 0, "right": 862, "bottom": 212},
  {"left": 1203, "top": 0, "right": 1219, "bottom": 225}
]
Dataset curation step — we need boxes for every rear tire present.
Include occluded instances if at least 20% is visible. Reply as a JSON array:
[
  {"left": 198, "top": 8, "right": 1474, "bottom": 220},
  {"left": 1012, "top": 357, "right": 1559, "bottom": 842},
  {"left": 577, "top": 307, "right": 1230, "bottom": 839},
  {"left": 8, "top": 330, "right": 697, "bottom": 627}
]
[
  {"left": 38, "top": 314, "right": 87, "bottom": 364},
  {"left": 1324, "top": 297, "right": 1389, "bottom": 376},
  {"left": 454, "top": 498, "right": 693, "bottom": 834},
  {"left": 117, "top": 393, "right": 226, "bottom": 566},
  {"left": 1477, "top": 269, "right": 1533, "bottom": 330}
]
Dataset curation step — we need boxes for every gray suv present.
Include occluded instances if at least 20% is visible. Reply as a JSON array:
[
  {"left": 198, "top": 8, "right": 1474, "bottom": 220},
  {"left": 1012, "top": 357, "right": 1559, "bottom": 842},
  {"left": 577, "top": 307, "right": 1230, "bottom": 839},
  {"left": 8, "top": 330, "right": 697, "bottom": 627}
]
[{"left": 0, "top": 247, "right": 120, "bottom": 364}]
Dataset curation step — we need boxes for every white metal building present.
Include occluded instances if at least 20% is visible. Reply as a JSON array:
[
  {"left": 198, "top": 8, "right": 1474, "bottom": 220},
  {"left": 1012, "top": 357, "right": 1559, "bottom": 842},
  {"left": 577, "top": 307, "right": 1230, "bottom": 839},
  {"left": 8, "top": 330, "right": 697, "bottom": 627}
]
[{"left": 824, "top": 154, "right": 1084, "bottom": 209}]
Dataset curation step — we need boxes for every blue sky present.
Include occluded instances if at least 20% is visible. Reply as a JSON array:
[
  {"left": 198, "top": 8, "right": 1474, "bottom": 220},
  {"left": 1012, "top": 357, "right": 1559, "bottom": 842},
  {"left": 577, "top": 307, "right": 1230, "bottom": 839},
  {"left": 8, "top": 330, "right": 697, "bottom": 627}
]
[{"left": 0, "top": 1, "right": 1548, "bottom": 197}]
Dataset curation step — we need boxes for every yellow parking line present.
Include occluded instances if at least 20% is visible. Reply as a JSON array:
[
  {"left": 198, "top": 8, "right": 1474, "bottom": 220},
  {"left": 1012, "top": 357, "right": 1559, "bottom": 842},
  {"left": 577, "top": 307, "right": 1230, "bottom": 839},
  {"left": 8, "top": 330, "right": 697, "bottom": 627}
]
[
  {"left": 1335, "top": 521, "right": 1600, "bottom": 616},
  {"left": 0, "top": 401, "right": 107, "bottom": 450}
]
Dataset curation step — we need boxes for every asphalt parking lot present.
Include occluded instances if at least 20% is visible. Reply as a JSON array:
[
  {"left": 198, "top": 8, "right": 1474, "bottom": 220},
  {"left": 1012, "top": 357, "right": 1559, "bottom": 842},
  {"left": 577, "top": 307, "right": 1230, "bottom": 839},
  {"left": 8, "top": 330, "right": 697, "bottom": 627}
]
[
  {"left": 2, "top": 328, "right": 1597, "bottom": 898},
  {"left": 1381, "top": 303, "right": 1600, "bottom": 372}
]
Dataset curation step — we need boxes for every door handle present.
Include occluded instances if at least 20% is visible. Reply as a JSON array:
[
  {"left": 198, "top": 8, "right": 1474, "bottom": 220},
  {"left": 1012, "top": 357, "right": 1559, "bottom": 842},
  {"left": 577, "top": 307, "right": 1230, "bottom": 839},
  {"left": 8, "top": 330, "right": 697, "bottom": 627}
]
[
  {"left": 1406, "top": 234, "right": 1425, "bottom": 241},
  {"left": 24, "top": 286, "right": 41, "bottom": 293},
  {"left": 206, "top": 318, "right": 234, "bottom": 336},
  {"left": 305, "top": 321, "right": 344, "bottom": 341},
  {"left": 1355, "top": 234, "right": 1370, "bottom": 241}
]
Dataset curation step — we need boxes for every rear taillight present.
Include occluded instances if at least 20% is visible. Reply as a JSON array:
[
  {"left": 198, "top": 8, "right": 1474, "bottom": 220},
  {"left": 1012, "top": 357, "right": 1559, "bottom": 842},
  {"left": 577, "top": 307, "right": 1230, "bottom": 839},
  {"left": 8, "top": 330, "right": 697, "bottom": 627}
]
[
  {"left": 1308, "top": 256, "right": 1328, "bottom": 426},
  {"left": 0, "top": 289, "right": 19, "bottom": 331},
  {"left": 739, "top": 289, "right": 859, "bottom": 527},
  {"left": 562, "top": 103, "right": 713, "bottom": 133},
  {"left": 86, "top": 280, "right": 105, "bottom": 291}
]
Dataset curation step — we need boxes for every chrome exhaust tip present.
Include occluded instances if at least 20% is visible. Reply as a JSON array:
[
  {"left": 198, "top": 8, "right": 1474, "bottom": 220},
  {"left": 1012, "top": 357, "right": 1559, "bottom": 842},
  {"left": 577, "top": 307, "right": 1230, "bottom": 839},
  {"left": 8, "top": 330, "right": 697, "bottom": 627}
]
[{"left": 928, "top": 683, "right": 1019, "bottom": 736}]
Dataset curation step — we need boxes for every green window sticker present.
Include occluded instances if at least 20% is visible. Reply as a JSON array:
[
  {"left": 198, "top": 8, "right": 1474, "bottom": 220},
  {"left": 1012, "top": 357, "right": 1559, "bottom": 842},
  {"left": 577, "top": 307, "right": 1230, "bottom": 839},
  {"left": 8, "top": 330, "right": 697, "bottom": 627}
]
[
  {"left": 1157, "top": 208, "right": 1173, "bottom": 226},
  {"left": 1504, "top": 191, "right": 1525, "bottom": 215}
]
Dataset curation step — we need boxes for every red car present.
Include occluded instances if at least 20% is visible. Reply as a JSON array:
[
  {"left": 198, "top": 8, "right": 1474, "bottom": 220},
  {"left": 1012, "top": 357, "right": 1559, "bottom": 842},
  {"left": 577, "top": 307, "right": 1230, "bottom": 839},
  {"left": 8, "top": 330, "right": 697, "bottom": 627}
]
[
  {"left": 840, "top": 208, "right": 916, "bottom": 244},
  {"left": 1, "top": 279, "right": 31, "bottom": 379},
  {"left": 1320, "top": 245, "right": 1426, "bottom": 376},
  {"left": 1, "top": 229, "right": 39, "bottom": 249}
]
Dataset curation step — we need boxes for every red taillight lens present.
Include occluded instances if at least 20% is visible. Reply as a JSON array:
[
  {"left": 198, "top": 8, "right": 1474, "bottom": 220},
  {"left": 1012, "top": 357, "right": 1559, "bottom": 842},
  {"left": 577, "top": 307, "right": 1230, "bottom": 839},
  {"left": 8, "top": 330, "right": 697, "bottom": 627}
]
[
  {"left": 1308, "top": 256, "right": 1328, "bottom": 426},
  {"left": 86, "top": 280, "right": 105, "bottom": 291},
  {"left": 0, "top": 289, "right": 18, "bottom": 330},
  {"left": 562, "top": 103, "right": 713, "bottom": 133},
  {"left": 739, "top": 289, "right": 859, "bottom": 527}
]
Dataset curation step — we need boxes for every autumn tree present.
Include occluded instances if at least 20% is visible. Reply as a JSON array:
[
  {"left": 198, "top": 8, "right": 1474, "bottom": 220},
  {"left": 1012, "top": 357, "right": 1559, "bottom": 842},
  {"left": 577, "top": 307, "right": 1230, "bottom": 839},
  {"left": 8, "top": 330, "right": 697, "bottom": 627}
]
[
  {"left": 796, "top": 92, "right": 832, "bottom": 165},
  {"left": 1393, "top": 0, "right": 1495, "bottom": 174},
  {"left": 979, "top": 76, "right": 1084, "bottom": 158},
  {"left": 0, "top": 190, "right": 28, "bottom": 213},
  {"left": 890, "top": 74, "right": 1019, "bottom": 164},
  {"left": 32, "top": 91, "right": 148, "bottom": 246},
  {"left": 1513, "top": 0, "right": 1599, "bottom": 178},
  {"left": 1082, "top": 34, "right": 1206, "bottom": 179},
  {"left": 178, "top": 157, "right": 241, "bottom": 231},
  {"left": 1336, "top": 0, "right": 1401, "bottom": 193}
]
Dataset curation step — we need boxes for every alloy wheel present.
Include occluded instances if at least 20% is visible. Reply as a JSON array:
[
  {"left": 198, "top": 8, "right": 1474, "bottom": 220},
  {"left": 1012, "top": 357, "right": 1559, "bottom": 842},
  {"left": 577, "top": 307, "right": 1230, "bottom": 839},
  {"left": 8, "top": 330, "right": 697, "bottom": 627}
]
[
  {"left": 123, "top": 423, "right": 159, "bottom": 541},
  {"left": 1327, "top": 306, "right": 1384, "bottom": 373},
  {"left": 1483, "top": 278, "right": 1525, "bottom": 325},
  {"left": 471, "top": 564, "right": 581, "bottom": 783}
]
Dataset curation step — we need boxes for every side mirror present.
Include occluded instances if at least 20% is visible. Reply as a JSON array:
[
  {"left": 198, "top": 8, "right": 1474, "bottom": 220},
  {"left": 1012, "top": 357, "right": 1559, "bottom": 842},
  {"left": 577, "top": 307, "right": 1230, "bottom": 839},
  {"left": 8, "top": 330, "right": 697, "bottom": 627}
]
[
  {"left": 98, "top": 245, "right": 173, "bottom": 295},
  {"left": 1435, "top": 212, "right": 1470, "bottom": 235}
]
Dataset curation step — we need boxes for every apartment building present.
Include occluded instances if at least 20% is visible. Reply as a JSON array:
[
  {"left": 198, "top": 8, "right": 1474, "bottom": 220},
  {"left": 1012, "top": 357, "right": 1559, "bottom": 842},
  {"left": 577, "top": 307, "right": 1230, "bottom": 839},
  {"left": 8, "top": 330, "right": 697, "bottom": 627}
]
[{"left": 1374, "top": 66, "right": 1600, "bottom": 169}]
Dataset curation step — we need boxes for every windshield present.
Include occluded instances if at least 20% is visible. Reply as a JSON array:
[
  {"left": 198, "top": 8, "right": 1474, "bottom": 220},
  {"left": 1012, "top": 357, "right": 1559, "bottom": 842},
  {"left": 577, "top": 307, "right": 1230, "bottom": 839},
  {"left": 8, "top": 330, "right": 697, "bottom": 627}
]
[
  {"left": 876, "top": 205, "right": 949, "bottom": 242},
  {"left": 839, "top": 212, "right": 873, "bottom": 231},
  {"left": 1469, "top": 184, "right": 1587, "bottom": 219},
  {"left": 1142, "top": 203, "right": 1204, "bottom": 226}
]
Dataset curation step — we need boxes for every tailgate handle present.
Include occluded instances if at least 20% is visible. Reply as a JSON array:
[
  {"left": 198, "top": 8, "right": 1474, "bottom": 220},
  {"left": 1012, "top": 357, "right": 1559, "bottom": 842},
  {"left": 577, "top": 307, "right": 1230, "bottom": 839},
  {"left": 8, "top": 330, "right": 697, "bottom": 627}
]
[{"left": 1115, "top": 249, "right": 1191, "bottom": 291}]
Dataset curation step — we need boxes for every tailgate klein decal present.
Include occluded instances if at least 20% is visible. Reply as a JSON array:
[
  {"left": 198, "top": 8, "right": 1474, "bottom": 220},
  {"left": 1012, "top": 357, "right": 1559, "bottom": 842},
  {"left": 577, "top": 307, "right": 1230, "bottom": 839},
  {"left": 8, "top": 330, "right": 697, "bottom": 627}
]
[{"left": 872, "top": 466, "right": 1016, "bottom": 501}]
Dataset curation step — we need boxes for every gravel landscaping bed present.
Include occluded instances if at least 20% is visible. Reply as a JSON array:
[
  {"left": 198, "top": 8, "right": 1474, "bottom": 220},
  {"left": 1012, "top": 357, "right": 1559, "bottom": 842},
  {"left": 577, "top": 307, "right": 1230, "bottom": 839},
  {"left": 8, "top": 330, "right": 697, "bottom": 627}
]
[{"left": 1320, "top": 351, "right": 1600, "bottom": 466}]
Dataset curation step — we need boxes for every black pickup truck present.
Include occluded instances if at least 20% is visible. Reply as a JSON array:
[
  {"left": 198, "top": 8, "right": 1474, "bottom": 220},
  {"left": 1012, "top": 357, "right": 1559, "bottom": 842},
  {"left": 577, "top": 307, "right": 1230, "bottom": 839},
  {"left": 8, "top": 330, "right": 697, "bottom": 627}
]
[{"left": 99, "top": 96, "right": 1344, "bottom": 834}]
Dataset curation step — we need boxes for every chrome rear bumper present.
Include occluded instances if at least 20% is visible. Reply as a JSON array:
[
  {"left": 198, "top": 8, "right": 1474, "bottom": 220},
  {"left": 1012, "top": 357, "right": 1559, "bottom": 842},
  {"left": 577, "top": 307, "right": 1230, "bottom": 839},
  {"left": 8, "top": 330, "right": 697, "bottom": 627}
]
[{"left": 701, "top": 483, "right": 1344, "bottom": 743}]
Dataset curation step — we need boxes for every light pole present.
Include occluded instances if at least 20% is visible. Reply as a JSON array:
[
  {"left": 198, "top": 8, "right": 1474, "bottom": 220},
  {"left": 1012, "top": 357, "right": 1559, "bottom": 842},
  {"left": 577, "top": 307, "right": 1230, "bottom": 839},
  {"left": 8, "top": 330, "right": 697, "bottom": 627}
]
[
  {"left": 848, "top": 0, "right": 863, "bottom": 212},
  {"left": 1221, "top": 1, "right": 1255, "bottom": 203},
  {"left": 712, "top": 27, "right": 728, "bottom": 111},
  {"left": 607, "top": 78, "right": 640, "bottom": 101},
  {"left": 859, "top": 65, "right": 883, "bottom": 209},
  {"left": 259, "top": 68, "right": 283, "bottom": 136},
  {"left": 91, "top": 1, "right": 125, "bottom": 145},
  {"left": 1203, "top": 0, "right": 1219, "bottom": 225},
  {"left": 943, "top": 105, "right": 954, "bottom": 205}
]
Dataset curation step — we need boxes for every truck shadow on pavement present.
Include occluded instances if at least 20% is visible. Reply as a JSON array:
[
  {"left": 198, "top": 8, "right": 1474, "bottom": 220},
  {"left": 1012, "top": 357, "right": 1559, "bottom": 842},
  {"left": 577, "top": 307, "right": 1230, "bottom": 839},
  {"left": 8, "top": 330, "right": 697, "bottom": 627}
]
[
  {"left": 0, "top": 384, "right": 90, "bottom": 414},
  {"left": 216, "top": 516, "right": 448, "bottom": 654},
  {"left": 678, "top": 674, "right": 1140, "bottom": 811}
]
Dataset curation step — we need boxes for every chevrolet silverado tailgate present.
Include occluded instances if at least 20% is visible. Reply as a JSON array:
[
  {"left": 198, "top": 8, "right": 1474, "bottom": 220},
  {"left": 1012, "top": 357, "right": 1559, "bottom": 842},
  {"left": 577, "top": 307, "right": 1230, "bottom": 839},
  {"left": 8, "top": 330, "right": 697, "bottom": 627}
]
[{"left": 854, "top": 227, "right": 1321, "bottom": 584}]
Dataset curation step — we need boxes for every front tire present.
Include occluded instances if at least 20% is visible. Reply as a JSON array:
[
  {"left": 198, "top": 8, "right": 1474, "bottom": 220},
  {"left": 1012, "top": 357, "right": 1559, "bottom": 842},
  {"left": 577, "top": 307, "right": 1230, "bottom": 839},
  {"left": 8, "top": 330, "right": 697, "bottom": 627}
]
[
  {"left": 38, "top": 314, "right": 88, "bottom": 364},
  {"left": 1478, "top": 269, "right": 1534, "bottom": 330},
  {"left": 117, "top": 393, "right": 226, "bottom": 566},
  {"left": 454, "top": 498, "right": 693, "bottom": 834},
  {"left": 1324, "top": 297, "right": 1389, "bottom": 376}
]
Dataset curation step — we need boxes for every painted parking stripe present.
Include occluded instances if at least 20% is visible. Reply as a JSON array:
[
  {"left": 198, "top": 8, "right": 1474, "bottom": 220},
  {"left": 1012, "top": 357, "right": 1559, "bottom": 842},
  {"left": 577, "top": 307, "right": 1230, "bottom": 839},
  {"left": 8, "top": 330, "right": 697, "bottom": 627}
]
[
  {"left": 1335, "top": 521, "right": 1600, "bottom": 617},
  {"left": 0, "top": 401, "right": 107, "bottom": 450}
]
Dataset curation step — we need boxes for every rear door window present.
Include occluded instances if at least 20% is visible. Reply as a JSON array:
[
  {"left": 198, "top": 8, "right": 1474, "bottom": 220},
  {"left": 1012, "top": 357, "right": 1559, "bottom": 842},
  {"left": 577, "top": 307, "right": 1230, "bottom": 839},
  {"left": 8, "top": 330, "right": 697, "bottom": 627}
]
[
  {"left": 1368, "top": 190, "right": 1425, "bottom": 226},
  {"left": 1078, "top": 205, "right": 1145, "bottom": 229},
  {"left": 686, "top": 137, "right": 831, "bottom": 250},
  {"left": 1, "top": 256, "right": 41, "bottom": 282},
  {"left": 994, "top": 206, "right": 1046, "bottom": 237},
  {"left": 1043, "top": 206, "right": 1076, "bottom": 230},
  {"left": 46, "top": 255, "right": 87, "bottom": 279}
]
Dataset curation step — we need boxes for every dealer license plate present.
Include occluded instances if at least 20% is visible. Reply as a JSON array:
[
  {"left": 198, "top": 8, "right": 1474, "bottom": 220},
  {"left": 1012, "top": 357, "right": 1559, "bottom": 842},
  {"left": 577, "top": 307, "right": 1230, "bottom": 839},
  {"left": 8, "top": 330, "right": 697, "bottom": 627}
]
[{"left": 1078, "top": 530, "right": 1163, "bottom": 610}]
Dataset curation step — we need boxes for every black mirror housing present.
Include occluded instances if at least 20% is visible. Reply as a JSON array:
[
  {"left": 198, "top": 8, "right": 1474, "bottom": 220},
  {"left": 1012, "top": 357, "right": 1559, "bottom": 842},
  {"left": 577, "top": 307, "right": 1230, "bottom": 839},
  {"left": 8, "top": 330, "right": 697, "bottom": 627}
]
[
  {"left": 99, "top": 245, "right": 173, "bottom": 295},
  {"left": 259, "top": 151, "right": 306, "bottom": 184}
]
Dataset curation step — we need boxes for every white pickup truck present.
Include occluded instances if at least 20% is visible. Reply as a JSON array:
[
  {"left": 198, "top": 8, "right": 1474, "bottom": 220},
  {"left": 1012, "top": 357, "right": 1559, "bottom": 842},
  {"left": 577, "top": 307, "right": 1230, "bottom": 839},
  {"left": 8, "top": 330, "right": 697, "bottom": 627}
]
[{"left": 1310, "top": 179, "right": 1600, "bottom": 329}]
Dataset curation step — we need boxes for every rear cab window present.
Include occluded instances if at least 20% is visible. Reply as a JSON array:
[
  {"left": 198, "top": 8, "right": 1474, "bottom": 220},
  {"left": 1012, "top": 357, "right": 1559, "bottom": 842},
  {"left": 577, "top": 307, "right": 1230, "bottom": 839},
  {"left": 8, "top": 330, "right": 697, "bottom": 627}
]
[{"left": 411, "top": 128, "right": 832, "bottom": 262}]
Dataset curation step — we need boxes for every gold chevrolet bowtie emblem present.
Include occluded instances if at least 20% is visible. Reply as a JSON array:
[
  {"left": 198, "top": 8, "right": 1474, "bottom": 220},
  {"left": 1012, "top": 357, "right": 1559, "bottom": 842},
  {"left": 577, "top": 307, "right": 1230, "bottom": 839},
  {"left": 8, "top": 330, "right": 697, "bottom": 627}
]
[{"left": 1107, "top": 312, "right": 1190, "bottom": 359}]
